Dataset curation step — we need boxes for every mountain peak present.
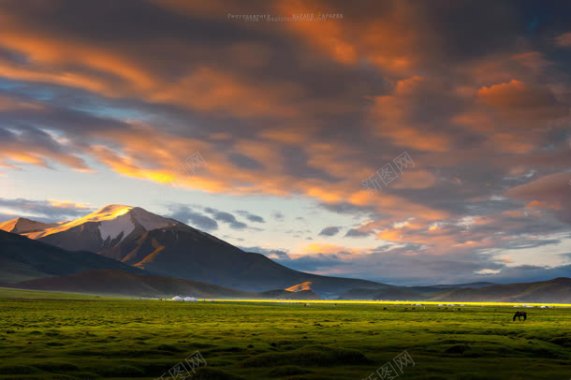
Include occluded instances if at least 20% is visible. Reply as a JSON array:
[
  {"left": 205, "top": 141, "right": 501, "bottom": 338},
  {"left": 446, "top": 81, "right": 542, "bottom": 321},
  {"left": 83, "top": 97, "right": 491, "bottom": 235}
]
[
  {"left": 285, "top": 281, "right": 313, "bottom": 292},
  {"left": 0, "top": 217, "right": 56, "bottom": 234},
  {"left": 26, "top": 205, "right": 177, "bottom": 241},
  {"left": 95, "top": 204, "right": 134, "bottom": 217}
]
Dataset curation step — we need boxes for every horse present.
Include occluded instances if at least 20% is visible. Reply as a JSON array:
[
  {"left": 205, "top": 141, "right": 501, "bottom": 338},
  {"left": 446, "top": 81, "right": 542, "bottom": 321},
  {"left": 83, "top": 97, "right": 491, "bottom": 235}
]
[{"left": 513, "top": 311, "right": 527, "bottom": 321}]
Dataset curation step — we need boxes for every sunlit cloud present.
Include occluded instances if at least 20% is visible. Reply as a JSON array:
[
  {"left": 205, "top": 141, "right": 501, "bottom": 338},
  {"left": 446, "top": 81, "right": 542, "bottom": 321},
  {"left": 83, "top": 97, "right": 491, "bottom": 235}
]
[{"left": 1, "top": 0, "right": 570, "bottom": 283}]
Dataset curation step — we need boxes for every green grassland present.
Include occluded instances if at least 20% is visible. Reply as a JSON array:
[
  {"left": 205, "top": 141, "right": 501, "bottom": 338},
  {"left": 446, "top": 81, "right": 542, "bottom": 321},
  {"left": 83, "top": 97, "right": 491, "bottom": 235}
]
[{"left": 0, "top": 288, "right": 570, "bottom": 380}]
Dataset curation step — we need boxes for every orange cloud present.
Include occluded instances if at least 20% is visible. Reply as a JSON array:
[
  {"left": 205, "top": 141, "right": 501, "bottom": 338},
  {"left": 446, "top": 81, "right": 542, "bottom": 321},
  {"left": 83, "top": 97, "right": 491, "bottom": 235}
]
[
  {"left": 555, "top": 32, "right": 571, "bottom": 48},
  {"left": 391, "top": 169, "right": 438, "bottom": 190},
  {"left": 376, "top": 216, "right": 501, "bottom": 256},
  {"left": 151, "top": 67, "right": 302, "bottom": 118},
  {"left": 0, "top": 30, "right": 155, "bottom": 93},
  {"left": 478, "top": 80, "right": 530, "bottom": 107},
  {"left": 370, "top": 77, "right": 454, "bottom": 152},
  {"left": 1, "top": 147, "right": 87, "bottom": 171},
  {"left": 276, "top": 0, "right": 427, "bottom": 76},
  {"left": 477, "top": 80, "right": 568, "bottom": 120},
  {"left": 76, "top": 118, "right": 451, "bottom": 231},
  {"left": 0, "top": 95, "right": 43, "bottom": 111},
  {"left": 507, "top": 172, "right": 571, "bottom": 212},
  {"left": 275, "top": 0, "right": 356, "bottom": 65},
  {"left": 3, "top": 0, "right": 567, "bottom": 261},
  {"left": 0, "top": 19, "right": 304, "bottom": 119},
  {"left": 48, "top": 200, "right": 92, "bottom": 210},
  {"left": 152, "top": 0, "right": 243, "bottom": 17},
  {"left": 294, "top": 242, "right": 367, "bottom": 258}
]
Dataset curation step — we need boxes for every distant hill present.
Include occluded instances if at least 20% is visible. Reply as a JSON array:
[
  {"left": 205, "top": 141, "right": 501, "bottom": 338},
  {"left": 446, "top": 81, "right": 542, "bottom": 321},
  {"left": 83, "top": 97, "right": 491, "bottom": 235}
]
[
  {"left": 425, "top": 282, "right": 496, "bottom": 290},
  {"left": 260, "top": 289, "right": 319, "bottom": 300},
  {"left": 339, "top": 277, "right": 571, "bottom": 303},
  {"left": 7, "top": 205, "right": 383, "bottom": 294},
  {"left": 340, "top": 286, "right": 421, "bottom": 301},
  {"left": 261, "top": 281, "right": 320, "bottom": 300},
  {"left": 16, "top": 269, "right": 252, "bottom": 298},
  {"left": 0, "top": 230, "right": 254, "bottom": 298},
  {"left": 0, "top": 230, "right": 141, "bottom": 283},
  {"left": 5, "top": 205, "right": 569, "bottom": 301},
  {"left": 0, "top": 217, "right": 56, "bottom": 234},
  {"left": 433, "top": 277, "right": 571, "bottom": 303}
]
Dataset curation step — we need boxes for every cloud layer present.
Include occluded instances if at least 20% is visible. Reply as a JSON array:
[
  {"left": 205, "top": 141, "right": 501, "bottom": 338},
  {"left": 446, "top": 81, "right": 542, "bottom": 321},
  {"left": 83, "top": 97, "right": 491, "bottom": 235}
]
[{"left": 1, "top": 0, "right": 570, "bottom": 283}]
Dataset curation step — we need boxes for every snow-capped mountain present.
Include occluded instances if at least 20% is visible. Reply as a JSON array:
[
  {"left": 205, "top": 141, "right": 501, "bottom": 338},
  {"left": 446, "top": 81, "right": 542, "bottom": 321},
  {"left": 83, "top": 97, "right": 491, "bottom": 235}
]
[
  {"left": 3, "top": 204, "right": 382, "bottom": 293},
  {"left": 25, "top": 205, "right": 181, "bottom": 253},
  {"left": 28, "top": 204, "right": 177, "bottom": 240}
]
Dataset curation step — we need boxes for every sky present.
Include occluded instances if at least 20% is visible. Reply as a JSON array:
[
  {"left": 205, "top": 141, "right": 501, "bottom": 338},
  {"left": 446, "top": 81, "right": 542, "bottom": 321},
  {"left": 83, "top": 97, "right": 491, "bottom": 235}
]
[{"left": 0, "top": 0, "right": 570, "bottom": 285}]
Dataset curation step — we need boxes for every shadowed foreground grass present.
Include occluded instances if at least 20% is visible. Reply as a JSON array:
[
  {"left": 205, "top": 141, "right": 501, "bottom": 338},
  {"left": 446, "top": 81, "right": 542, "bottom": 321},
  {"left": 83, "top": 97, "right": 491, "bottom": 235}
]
[{"left": 0, "top": 288, "right": 570, "bottom": 379}]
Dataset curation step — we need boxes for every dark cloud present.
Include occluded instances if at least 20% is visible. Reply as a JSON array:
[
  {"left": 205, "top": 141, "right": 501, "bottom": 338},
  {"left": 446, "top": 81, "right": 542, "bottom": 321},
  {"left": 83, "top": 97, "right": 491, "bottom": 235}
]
[
  {"left": 236, "top": 210, "right": 265, "bottom": 223},
  {"left": 204, "top": 207, "right": 248, "bottom": 230},
  {"left": 277, "top": 246, "right": 571, "bottom": 286},
  {"left": 481, "top": 264, "right": 571, "bottom": 284},
  {"left": 275, "top": 253, "right": 348, "bottom": 273},
  {"left": 228, "top": 153, "right": 264, "bottom": 171},
  {"left": 318, "top": 226, "right": 340, "bottom": 236},
  {"left": 0, "top": 212, "right": 19, "bottom": 222},
  {"left": 345, "top": 229, "right": 372, "bottom": 238},
  {"left": 168, "top": 206, "right": 218, "bottom": 231},
  {"left": 240, "top": 246, "right": 290, "bottom": 260},
  {"left": 272, "top": 211, "right": 284, "bottom": 221},
  {"left": 319, "top": 201, "right": 376, "bottom": 217},
  {"left": 494, "top": 238, "right": 562, "bottom": 250},
  {"left": 507, "top": 172, "right": 571, "bottom": 224},
  {"left": 0, "top": 198, "right": 93, "bottom": 221}
]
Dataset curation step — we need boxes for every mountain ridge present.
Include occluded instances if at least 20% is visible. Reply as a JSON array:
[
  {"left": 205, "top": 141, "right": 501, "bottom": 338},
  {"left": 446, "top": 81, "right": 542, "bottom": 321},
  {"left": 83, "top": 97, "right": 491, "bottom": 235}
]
[
  {"left": 0, "top": 230, "right": 142, "bottom": 283},
  {"left": 0, "top": 217, "right": 57, "bottom": 234},
  {"left": 15, "top": 269, "right": 253, "bottom": 298},
  {"left": 3, "top": 205, "right": 384, "bottom": 294},
  {"left": 4, "top": 205, "right": 570, "bottom": 301},
  {"left": 1, "top": 228, "right": 570, "bottom": 301},
  {"left": 338, "top": 277, "right": 571, "bottom": 303}
]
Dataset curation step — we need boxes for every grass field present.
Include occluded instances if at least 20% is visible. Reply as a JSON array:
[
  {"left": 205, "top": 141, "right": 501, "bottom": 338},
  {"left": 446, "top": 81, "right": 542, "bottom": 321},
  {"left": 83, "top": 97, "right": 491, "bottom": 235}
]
[{"left": 0, "top": 288, "right": 570, "bottom": 380}]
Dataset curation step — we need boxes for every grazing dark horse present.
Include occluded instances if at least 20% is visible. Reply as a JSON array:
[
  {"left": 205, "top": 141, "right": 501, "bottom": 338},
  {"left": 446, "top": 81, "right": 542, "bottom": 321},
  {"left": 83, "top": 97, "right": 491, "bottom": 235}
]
[{"left": 513, "top": 311, "right": 527, "bottom": 321}]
